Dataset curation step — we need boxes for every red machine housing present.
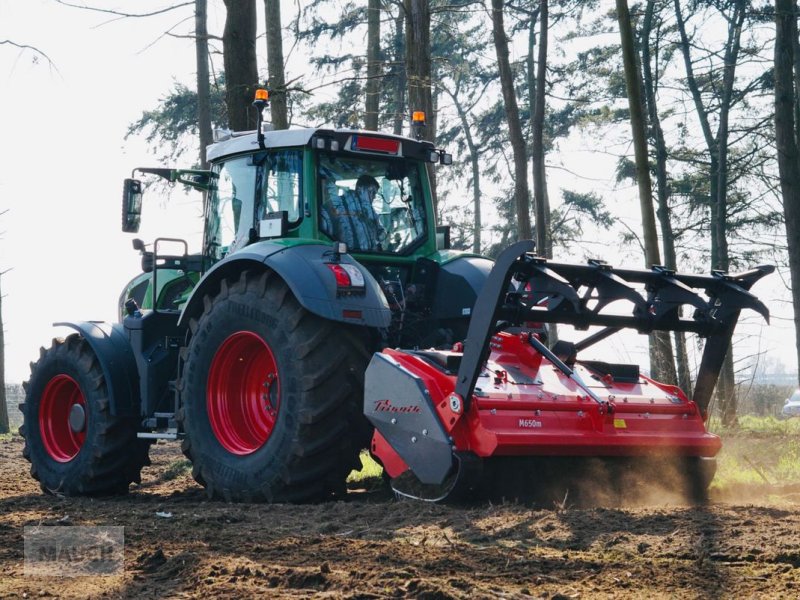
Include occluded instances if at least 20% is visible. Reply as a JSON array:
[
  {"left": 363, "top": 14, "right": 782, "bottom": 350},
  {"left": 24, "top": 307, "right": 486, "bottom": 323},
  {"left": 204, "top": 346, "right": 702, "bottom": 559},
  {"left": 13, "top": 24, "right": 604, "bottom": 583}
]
[{"left": 371, "top": 331, "right": 720, "bottom": 480}]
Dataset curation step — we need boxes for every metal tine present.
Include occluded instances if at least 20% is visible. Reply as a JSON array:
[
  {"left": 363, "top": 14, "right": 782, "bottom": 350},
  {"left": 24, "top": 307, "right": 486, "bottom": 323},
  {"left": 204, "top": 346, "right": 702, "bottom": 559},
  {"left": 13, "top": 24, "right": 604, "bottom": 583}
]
[
  {"left": 519, "top": 258, "right": 581, "bottom": 312},
  {"left": 647, "top": 269, "right": 709, "bottom": 324},
  {"left": 580, "top": 264, "right": 647, "bottom": 315},
  {"left": 706, "top": 278, "right": 771, "bottom": 323}
]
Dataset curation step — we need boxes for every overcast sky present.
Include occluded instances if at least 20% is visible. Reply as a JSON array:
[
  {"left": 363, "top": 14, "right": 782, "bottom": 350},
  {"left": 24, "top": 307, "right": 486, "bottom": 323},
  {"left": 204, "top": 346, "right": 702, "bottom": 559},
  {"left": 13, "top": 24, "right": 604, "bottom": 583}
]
[
  {"left": 0, "top": 0, "right": 213, "bottom": 382},
  {"left": 0, "top": 0, "right": 791, "bottom": 384}
]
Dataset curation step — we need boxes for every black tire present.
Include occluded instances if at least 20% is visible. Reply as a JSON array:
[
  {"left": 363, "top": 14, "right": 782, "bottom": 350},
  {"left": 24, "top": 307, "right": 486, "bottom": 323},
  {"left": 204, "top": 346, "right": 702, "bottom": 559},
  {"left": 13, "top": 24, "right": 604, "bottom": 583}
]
[
  {"left": 179, "top": 270, "right": 371, "bottom": 503},
  {"left": 683, "top": 456, "right": 716, "bottom": 504},
  {"left": 20, "top": 334, "right": 150, "bottom": 496}
]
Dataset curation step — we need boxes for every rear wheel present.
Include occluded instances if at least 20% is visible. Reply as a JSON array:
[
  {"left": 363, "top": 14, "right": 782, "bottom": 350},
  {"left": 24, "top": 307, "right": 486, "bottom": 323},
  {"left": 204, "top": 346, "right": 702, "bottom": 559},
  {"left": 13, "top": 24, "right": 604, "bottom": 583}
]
[
  {"left": 20, "top": 334, "right": 149, "bottom": 495},
  {"left": 179, "top": 270, "right": 370, "bottom": 502}
]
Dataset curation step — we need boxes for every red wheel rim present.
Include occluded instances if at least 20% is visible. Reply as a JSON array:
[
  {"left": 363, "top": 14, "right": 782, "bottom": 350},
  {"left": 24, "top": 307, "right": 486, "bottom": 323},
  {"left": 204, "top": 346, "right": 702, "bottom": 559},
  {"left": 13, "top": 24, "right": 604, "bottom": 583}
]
[
  {"left": 39, "top": 375, "right": 87, "bottom": 462},
  {"left": 207, "top": 331, "right": 281, "bottom": 455}
]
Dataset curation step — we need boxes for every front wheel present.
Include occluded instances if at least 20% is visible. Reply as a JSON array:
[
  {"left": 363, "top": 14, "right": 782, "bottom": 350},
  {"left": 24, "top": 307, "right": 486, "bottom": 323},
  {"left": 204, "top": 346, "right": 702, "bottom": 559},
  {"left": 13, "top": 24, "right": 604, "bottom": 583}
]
[
  {"left": 20, "top": 334, "right": 149, "bottom": 495},
  {"left": 179, "top": 270, "right": 371, "bottom": 502}
]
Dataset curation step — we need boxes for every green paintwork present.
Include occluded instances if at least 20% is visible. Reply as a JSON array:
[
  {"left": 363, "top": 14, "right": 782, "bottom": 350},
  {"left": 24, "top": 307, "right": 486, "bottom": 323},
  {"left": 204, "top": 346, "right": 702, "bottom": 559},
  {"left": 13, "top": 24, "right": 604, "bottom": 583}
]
[{"left": 122, "top": 269, "right": 200, "bottom": 313}]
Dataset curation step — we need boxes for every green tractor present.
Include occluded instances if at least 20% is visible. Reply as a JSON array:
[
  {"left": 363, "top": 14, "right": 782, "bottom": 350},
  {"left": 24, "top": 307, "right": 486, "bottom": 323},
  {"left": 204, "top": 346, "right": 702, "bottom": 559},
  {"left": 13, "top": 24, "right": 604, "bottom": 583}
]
[{"left": 20, "top": 100, "right": 492, "bottom": 502}]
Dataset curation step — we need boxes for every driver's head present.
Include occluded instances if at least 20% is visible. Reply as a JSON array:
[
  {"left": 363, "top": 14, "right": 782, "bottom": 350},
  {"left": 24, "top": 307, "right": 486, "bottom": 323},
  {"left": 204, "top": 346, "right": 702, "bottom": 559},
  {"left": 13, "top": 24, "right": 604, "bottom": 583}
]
[{"left": 356, "top": 174, "right": 379, "bottom": 198}]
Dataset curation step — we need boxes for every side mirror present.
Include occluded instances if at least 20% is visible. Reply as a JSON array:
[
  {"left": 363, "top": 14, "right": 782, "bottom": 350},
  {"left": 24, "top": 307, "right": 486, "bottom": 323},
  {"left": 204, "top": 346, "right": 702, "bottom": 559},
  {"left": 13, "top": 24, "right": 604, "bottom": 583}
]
[
  {"left": 122, "top": 178, "right": 143, "bottom": 233},
  {"left": 436, "top": 225, "right": 451, "bottom": 250}
]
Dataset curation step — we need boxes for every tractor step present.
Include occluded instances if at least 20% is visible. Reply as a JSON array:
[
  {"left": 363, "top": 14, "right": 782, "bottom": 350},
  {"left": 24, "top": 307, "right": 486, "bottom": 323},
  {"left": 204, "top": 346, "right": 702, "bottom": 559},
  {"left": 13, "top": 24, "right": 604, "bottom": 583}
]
[
  {"left": 137, "top": 431, "right": 179, "bottom": 440},
  {"left": 139, "top": 413, "right": 179, "bottom": 440}
]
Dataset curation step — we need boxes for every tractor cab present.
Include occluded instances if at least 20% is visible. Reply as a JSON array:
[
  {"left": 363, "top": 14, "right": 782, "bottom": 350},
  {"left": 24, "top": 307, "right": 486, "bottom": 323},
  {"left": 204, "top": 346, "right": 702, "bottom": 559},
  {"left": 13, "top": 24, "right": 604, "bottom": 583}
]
[
  {"left": 120, "top": 113, "right": 452, "bottom": 317},
  {"left": 118, "top": 102, "right": 477, "bottom": 350}
]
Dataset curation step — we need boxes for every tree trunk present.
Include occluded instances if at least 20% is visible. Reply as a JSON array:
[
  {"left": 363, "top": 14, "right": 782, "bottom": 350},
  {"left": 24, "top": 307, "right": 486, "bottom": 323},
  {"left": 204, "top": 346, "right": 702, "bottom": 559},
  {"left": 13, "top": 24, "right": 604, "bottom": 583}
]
[
  {"left": 617, "top": 0, "right": 676, "bottom": 384},
  {"left": 265, "top": 0, "right": 288, "bottom": 129},
  {"left": 444, "top": 84, "right": 482, "bottom": 253},
  {"left": 195, "top": 0, "right": 212, "bottom": 168},
  {"left": 365, "top": 0, "right": 381, "bottom": 131},
  {"left": 675, "top": 0, "right": 746, "bottom": 424},
  {"left": 404, "top": 0, "right": 437, "bottom": 208},
  {"left": 775, "top": 0, "right": 800, "bottom": 388},
  {"left": 530, "top": 1, "right": 550, "bottom": 258},
  {"left": 0, "top": 273, "right": 8, "bottom": 434},
  {"left": 491, "top": 0, "right": 532, "bottom": 240},
  {"left": 391, "top": 11, "right": 406, "bottom": 136},
  {"left": 640, "top": 0, "right": 686, "bottom": 390},
  {"left": 404, "top": 0, "right": 432, "bottom": 135},
  {"left": 223, "top": 0, "right": 258, "bottom": 131}
]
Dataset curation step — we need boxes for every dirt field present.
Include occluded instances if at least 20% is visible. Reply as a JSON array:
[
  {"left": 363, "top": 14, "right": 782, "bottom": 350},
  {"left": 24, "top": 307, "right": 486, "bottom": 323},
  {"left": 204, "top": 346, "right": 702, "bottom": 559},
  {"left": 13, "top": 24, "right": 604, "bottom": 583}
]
[{"left": 2, "top": 435, "right": 800, "bottom": 599}]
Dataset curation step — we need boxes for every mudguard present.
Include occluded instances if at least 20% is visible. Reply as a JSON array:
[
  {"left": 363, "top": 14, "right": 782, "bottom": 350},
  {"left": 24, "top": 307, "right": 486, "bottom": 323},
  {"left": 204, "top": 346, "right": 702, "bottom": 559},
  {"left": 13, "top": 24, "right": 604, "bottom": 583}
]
[
  {"left": 54, "top": 321, "right": 140, "bottom": 418},
  {"left": 178, "top": 241, "right": 391, "bottom": 329},
  {"left": 431, "top": 255, "right": 494, "bottom": 320}
]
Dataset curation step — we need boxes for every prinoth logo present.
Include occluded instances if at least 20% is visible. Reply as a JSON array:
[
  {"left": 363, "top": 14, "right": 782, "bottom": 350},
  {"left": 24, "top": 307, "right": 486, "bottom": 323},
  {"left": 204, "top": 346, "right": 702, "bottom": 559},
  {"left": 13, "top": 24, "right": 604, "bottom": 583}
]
[
  {"left": 373, "top": 399, "right": 421, "bottom": 414},
  {"left": 518, "top": 418, "right": 543, "bottom": 428}
]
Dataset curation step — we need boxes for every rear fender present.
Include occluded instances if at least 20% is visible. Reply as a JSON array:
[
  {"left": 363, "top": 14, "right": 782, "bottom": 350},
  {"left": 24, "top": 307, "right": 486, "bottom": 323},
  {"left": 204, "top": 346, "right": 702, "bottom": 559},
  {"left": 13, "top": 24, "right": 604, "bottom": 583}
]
[
  {"left": 54, "top": 321, "right": 140, "bottom": 418},
  {"left": 178, "top": 241, "right": 391, "bottom": 329}
]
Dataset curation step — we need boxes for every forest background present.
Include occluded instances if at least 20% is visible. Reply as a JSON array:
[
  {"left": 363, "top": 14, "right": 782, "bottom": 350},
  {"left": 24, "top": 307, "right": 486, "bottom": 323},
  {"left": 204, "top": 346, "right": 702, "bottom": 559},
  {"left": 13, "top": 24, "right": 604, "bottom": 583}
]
[{"left": 1, "top": 0, "right": 798, "bottom": 428}]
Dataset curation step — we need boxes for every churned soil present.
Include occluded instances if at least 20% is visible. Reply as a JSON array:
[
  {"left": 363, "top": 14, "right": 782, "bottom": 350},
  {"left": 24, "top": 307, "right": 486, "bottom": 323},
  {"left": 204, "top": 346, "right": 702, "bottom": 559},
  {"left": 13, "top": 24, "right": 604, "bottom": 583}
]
[{"left": 1, "top": 435, "right": 800, "bottom": 599}]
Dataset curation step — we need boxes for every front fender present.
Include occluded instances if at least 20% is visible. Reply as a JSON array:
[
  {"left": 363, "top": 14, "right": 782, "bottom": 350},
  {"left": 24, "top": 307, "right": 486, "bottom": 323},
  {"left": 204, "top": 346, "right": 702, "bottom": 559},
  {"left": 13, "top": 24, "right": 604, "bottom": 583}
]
[
  {"left": 54, "top": 321, "right": 140, "bottom": 418},
  {"left": 178, "top": 241, "right": 391, "bottom": 329}
]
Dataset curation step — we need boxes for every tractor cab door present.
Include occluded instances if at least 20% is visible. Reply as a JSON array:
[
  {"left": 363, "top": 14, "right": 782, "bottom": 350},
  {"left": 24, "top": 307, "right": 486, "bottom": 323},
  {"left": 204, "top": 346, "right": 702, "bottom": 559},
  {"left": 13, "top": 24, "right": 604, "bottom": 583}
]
[
  {"left": 204, "top": 155, "right": 258, "bottom": 261},
  {"left": 204, "top": 149, "right": 304, "bottom": 262}
]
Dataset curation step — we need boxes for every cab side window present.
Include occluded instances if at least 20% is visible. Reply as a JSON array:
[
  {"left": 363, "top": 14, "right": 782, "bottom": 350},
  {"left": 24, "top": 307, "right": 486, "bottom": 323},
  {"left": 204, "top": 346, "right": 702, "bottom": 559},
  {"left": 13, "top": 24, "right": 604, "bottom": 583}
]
[{"left": 261, "top": 150, "right": 303, "bottom": 225}]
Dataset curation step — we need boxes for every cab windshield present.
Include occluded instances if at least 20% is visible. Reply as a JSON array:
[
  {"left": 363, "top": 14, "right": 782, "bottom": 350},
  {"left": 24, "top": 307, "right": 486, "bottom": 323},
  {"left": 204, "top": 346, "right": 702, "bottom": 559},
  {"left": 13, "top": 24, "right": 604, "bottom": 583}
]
[{"left": 318, "top": 154, "right": 428, "bottom": 253}]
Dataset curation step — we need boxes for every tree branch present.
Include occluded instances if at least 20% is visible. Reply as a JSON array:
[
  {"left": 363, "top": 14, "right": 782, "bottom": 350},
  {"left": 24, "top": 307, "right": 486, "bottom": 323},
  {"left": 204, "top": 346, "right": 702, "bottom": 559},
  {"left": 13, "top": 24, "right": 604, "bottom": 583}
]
[
  {"left": 53, "top": 1, "right": 193, "bottom": 19},
  {"left": 0, "top": 40, "right": 57, "bottom": 70}
]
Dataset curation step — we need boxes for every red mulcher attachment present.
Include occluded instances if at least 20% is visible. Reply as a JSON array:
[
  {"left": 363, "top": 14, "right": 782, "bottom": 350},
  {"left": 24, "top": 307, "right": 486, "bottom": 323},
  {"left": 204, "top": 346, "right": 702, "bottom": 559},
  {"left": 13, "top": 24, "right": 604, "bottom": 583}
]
[{"left": 365, "top": 241, "right": 773, "bottom": 503}]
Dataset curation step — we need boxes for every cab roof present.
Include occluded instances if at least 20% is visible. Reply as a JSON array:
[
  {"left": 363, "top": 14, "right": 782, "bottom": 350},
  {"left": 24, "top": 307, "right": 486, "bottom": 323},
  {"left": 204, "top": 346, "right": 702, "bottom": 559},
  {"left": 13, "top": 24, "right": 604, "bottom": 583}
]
[{"left": 206, "top": 127, "right": 426, "bottom": 162}]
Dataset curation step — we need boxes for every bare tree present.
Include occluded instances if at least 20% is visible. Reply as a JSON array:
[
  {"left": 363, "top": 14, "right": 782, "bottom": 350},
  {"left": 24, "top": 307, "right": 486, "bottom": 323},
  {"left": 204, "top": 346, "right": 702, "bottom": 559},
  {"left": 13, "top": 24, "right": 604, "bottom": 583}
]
[
  {"left": 265, "top": 0, "right": 288, "bottom": 129},
  {"left": 490, "top": 0, "right": 532, "bottom": 240},
  {"left": 616, "top": 0, "right": 677, "bottom": 384},
  {"left": 529, "top": 1, "right": 550, "bottom": 257},
  {"left": 404, "top": 0, "right": 437, "bottom": 207},
  {"left": 195, "top": 0, "right": 212, "bottom": 167},
  {"left": 391, "top": 10, "right": 406, "bottom": 135},
  {"left": 639, "top": 0, "right": 691, "bottom": 392},
  {"left": 365, "top": 0, "right": 382, "bottom": 131},
  {"left": 440, "top": 79, "right": 484, "bottom": 253},
  {"left": 52, "top": 1, "right": 213, "bottom": 167},
  {"left": 223, "top": 0, "right": 258, "bottom": 131},
  {"left": 404, "top": 0, "right": 433, "bottom": 135},
  {"left": 775, "top": 0, "right": 800, "bottom": 387},
  {"left": 675, "top": 0, "right": 747, "bottom": 424}
]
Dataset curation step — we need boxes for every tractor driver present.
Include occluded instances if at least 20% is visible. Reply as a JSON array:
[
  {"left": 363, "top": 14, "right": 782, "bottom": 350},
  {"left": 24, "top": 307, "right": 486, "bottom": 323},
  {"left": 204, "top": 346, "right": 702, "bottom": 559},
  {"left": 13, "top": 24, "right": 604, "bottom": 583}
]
[
  {"left": 321, "top": 174, "right": 387, "bottom": 252},
  {"left": 352, "top": 174, "right": 387, "bottom": 250}
]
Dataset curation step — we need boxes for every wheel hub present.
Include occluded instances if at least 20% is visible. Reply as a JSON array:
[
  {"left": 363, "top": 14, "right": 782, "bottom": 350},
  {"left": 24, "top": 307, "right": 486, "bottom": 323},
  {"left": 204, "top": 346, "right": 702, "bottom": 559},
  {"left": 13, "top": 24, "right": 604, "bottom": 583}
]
[{"left": 68, "top": 403, "right": 86, "bottom": 433}]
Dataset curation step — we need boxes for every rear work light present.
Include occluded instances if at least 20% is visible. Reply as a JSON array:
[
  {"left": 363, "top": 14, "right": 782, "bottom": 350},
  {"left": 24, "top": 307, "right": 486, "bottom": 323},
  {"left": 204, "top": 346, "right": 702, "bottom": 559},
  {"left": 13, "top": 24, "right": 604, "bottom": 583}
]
[
  {"left": 313, "top": 136, "right": 340, "bottom": 151},
  {"left": 325, "top": 263, "right": 366, "bottom": 294},
  {"left": 351, "top": 135, "right": 401, "bottom": 155}
]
